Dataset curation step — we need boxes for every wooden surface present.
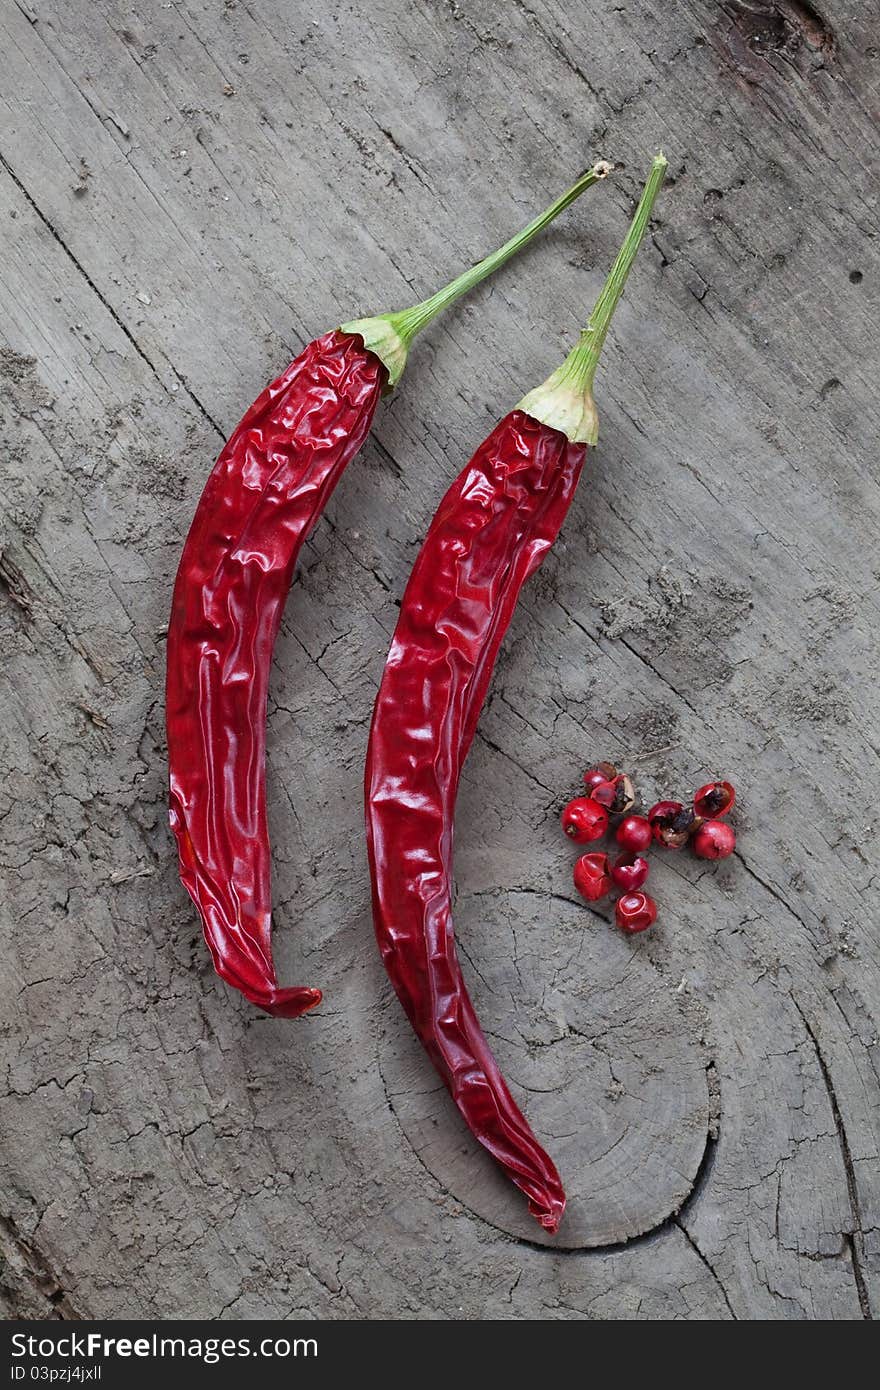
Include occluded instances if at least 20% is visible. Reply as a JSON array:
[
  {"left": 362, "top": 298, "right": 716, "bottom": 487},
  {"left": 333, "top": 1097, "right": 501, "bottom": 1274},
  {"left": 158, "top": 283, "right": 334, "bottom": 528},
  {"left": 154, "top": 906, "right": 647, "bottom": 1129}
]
[{"left": 1, "top": 0, "right": 878, "bottom": 1320}]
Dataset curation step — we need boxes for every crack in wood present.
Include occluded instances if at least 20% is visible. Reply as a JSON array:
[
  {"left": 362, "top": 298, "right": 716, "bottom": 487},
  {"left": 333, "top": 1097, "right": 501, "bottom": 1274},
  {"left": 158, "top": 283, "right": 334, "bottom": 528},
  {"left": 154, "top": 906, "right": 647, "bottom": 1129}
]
[
  {"left": 0, "top": 551, "right": 34, "bottom": 617},
  {"left": 0, "top": 1213, "right": 83, "bottom": 1320},
  {"left": 0, "top": 149, "right": 224, "bottom": 441},
  {"left": 789, "top": 995, "right": 873, "bottom": 1319},
  {"left": 674, "top": 1216, "right": 738, "bottom": 1319}
]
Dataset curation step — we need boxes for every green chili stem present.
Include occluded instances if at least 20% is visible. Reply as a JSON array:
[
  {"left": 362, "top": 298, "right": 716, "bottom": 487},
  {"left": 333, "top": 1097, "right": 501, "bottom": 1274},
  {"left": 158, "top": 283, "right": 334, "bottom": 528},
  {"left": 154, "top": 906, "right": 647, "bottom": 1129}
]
[
  {"left": 389, "top": 160, "right": 612, "bottom": 348},
  {"left": 342, "top": 160, "right": 611, "bottom": 387},
  {"left": 515, "top": 153, "right": 667, "bottom": 444},
  {"left": 554, "top": 153, "right": 667, "bottom": 394}
]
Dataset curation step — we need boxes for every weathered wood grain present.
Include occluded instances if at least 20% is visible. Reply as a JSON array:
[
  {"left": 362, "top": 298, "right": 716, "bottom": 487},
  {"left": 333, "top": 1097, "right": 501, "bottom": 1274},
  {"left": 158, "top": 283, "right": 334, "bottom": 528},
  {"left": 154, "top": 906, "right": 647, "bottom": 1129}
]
[{"left": 0, "top": 0, "right": 878, "bottom": 1318}]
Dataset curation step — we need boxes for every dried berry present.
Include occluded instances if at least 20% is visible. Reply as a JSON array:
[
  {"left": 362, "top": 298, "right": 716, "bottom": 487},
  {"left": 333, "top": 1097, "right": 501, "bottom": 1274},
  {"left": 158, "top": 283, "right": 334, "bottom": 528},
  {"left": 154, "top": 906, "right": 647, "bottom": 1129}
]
[
  {"left": 561, "top": 797, "right": 609, "bottom": 844},
  {"left": 592, "top": 773, "right": 636, "bottom": 815},
  {"left": 583, "top": 761, "right": 618, "bottom": 791},
  {"left": 648, "top": 800, "right": 698, "bottom": 850},
  {"left": 693, "top": 780, "right": 736, "bottom": 819},
  {"left": 615, "top": 814, "right": 653, "bottom": 853},
  {"left": 615, "top": 891, "right": 657, "bottom": 934},
  {"left": 692, "top": 819, "right": 736, "bottom": 860},
  {"left": 573, "top": 852, "right": 613, "bottom": 902},
  {"left": 591, "top": 779, "right": 615, "bottom": 807},
  {"left": 610, "top": 852, "right": 649, "bottom": 892}
]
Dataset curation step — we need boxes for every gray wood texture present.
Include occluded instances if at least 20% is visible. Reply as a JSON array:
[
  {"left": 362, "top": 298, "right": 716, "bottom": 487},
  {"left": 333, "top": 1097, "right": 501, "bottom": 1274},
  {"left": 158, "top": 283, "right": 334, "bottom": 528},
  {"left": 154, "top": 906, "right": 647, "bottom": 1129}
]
[{"left": 1, "top": 0, "right": 877, "bottom": 1320}]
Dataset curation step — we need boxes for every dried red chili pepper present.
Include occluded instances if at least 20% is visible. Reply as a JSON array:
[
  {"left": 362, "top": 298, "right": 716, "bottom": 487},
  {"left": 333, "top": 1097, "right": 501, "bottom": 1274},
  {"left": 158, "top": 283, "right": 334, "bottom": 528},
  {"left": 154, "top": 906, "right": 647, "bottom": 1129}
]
[
  {"left": 166, "top": 165, "right": 609, "bottom": 1019},
  {"left": 365, "top": 156, "right": 667, "bottom": 1230}
]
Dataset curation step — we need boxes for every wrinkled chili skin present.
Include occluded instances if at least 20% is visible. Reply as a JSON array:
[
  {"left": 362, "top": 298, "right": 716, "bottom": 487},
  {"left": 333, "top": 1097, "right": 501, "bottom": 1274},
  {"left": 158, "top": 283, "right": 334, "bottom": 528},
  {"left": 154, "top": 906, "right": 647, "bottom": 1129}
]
[
  {"left": 167, "top": 330, "right": 384, "bottom": 1017},
  {"left": 365, "top": 410, "right": 585, "bottom": 1231}
]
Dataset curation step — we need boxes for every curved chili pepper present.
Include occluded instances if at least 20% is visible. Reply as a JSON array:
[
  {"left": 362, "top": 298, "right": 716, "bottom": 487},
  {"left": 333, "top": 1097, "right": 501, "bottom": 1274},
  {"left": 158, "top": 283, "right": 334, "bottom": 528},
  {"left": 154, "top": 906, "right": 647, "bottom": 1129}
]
[
  {"left": 166, "top": 165, "right": 610, "bottom": 1019},
  {"left": 365, "top": 156, "right": 667, "bottom": 1229}
]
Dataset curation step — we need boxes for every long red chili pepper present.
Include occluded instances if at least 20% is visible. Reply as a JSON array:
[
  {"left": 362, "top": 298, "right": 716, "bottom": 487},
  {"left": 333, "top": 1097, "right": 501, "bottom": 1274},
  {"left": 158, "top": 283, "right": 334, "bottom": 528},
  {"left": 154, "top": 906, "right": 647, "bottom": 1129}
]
[
  {"left": 365, "top": 155, "right": 667, "bottom": 1231},
  {"left": 166, "top": 164, "right": 609, "bottom": 1019}
]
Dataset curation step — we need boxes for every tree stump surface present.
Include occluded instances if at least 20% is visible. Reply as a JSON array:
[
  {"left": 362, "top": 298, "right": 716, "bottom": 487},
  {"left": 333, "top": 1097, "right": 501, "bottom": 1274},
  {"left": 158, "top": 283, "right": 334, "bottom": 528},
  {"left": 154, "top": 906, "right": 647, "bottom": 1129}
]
[{"left": 0, "top": 0, "right": 877, "bottom": 1320}]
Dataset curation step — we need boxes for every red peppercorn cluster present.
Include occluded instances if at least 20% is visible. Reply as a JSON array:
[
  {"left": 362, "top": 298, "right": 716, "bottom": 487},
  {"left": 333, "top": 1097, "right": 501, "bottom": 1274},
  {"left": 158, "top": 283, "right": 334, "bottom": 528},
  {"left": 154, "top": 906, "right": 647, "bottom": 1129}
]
[{"left": 561, "top": 767, "right": 737, "bottom": 934}]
